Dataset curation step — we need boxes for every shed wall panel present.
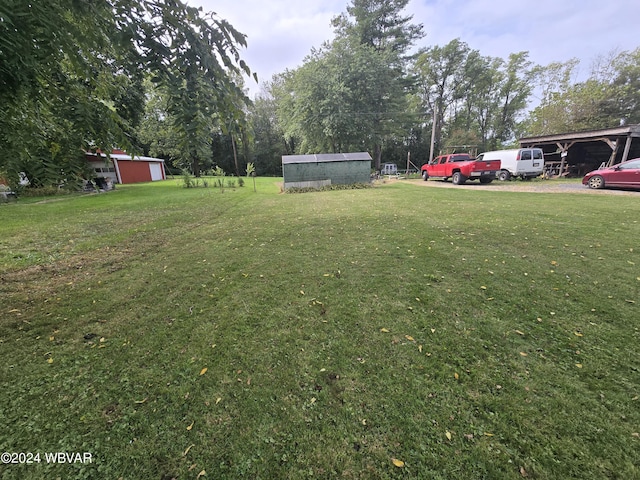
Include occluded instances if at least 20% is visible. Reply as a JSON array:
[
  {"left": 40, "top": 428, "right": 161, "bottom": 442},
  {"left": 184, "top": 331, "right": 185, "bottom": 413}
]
[{"left": 283, "top": 160, "right": 370, "bottom": 187}]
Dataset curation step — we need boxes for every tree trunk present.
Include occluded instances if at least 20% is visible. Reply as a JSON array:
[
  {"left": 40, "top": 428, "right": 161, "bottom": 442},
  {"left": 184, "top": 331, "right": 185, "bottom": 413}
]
[
  {"left": 192, "top": 151, "right": 201, "bottom": 177},
  {"left": 374, "top": 143, "right": 382, "bottom": 171},
  {"left": 231, "top": 135, "right": 240, "bottom": 177}
]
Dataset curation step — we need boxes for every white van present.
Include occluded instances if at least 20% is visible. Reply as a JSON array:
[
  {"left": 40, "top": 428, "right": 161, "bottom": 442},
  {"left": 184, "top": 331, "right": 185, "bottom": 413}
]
[{"left": 477, "top": 148, "right": 544, "bottom": 181}]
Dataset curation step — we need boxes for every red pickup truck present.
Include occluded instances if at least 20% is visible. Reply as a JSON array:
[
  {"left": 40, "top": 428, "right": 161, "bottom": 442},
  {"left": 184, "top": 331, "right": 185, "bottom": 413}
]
[{"left": 421, "top": 154, "right": 501, "bottom": 185}]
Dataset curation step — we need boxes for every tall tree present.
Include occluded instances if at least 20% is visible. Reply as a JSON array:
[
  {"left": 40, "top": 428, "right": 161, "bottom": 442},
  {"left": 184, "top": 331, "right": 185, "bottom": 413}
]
[
  {"left": 275, "top": 0, "right": 423, "bottom": 169},
  {"left": 524, "top": 50, "right": 640, "bottom": 136},
  {"left": 415, "top": 41, "right": 534, "bottom": 154},
  {"left": 414, "top": 39, "right": 470, "bottom": 156},
  {"left": 332, "top": 0, "right": 423, "bottom": 59},
  {"left": 492, "top": 52, "right": 533, "bottom": 143}
]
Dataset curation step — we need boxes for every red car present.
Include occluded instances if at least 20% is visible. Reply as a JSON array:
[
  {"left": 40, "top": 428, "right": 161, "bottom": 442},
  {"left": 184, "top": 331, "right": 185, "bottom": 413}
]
[{"left": 582, "top": 158, "right": 640, "bottom": 190}]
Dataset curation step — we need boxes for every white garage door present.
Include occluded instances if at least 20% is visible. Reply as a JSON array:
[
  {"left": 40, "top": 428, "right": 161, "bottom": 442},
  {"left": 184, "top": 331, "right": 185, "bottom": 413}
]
[{"left": 149, "top": 163, "right": 163, "bottom": 181}]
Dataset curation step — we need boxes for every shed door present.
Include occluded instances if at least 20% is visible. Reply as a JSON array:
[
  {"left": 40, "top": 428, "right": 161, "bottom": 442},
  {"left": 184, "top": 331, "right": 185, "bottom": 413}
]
[{"left": 149, "top": 163, "right": 163, "bottom": 181}]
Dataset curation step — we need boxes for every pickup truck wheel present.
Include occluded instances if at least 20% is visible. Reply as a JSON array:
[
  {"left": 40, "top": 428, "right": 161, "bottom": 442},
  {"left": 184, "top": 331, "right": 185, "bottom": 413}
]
[
  {"left": 479, "top": 177, "right": 493, "bottom": 184},
  {"left": 498, "top": 170, "right": 511, "bottom": 181},
  {"left": 422, "top": 170, "right": 429, "bottom": 181},
  {"left": 452, "top": 172, "right": 466, "bottom": 185}
]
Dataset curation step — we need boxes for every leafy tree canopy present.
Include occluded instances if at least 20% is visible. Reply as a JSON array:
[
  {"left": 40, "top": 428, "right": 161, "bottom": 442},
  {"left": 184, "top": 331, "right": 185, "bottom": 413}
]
[{"left": 0, "top": 0, "right": 254, "bottom": 189}]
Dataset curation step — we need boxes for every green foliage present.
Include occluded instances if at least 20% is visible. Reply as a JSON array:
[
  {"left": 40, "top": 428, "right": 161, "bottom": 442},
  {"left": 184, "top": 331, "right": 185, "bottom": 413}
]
[
  {"left": 275, "top": 0, "right": 422, "bottom": 169},
  {"left": 246, "top": 94, "right": 287, "bottom": 175},
  {"left": 0, "top": 0, "right": 254, "bottom": 188},
  {"left": 181, "top": 170, "right": 195, "bottom": 188},
  {"left": 284, "top": 182, "right": 372, "bottom": 193},
  {"left": 415, "top": 40, "right": 534, "bottom": 154},
  {"left": 214, "top": 166, "right": 226, "bottom": 192},
  {"left": 526, "top": 48, "right": 640, "bottom": 135}
]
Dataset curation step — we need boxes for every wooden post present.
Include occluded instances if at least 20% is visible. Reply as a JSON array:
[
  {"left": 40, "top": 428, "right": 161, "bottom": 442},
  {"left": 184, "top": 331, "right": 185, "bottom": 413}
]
[
  {"left": 606, "top": 138, "right": 619, "bottom": 167},
  {"left": 429, "top": 107, "right": 437, "bottom": 163},
  {"left": 556, "top": 142, "right": 568, "bottom": 177},
  {"left": 621, "top": 136, "right": 632, "bottom": 164}
]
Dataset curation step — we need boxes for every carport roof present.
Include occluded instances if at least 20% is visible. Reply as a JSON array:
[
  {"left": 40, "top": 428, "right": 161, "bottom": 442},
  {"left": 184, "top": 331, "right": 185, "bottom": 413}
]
[
  {"left": 282, "top": 152, "right": 372, "bottom": 164},
  {"left": 520, "top": 125, "right": 640, "bottom": 146}
]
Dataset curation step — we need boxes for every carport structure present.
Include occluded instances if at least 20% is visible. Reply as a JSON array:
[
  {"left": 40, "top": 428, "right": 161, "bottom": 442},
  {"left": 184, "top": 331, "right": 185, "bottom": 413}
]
[{"left": 519, "top": 125, "right": 640, "bottom": 177}]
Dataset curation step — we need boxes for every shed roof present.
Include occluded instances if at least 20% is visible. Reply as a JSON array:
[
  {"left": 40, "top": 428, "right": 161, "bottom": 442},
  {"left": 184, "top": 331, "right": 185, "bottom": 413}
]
[
  {"left": 87, "top": 152, "right": 164, "bottom": 163},
  {"left": 282, "top": 152, "right": 372, "bottom": 165}
]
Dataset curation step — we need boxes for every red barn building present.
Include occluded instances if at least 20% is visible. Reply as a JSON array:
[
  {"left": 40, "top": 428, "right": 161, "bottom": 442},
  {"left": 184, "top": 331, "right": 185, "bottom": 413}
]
[{"left": 86, "top": 149, "right": 166, "bottom": 184}]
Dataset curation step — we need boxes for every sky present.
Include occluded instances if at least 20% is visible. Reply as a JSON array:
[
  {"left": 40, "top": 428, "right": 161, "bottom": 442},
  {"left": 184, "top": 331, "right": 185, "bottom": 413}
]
[{"left": 188, "top": 0, "right": 639, "bottom": 99}]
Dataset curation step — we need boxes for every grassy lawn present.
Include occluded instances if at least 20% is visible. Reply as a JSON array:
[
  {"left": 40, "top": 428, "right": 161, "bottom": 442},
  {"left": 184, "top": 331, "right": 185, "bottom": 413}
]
[{"left": 1, "top": 179, "right": 638, "bottom": 479}]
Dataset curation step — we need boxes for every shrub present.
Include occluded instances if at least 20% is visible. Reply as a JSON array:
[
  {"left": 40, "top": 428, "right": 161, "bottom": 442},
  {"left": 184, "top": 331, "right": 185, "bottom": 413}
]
[
  {"left": 284, "top": 183, "right": 373, "bottom": 194},
  {"left": 182, "top": 170, "right": 194, "bottom": 188}
]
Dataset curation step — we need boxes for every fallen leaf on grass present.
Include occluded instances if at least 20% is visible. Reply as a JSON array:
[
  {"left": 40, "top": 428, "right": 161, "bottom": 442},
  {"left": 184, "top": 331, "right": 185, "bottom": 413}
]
[
  {"left": 47, "top": 358, "right": 54, "bottom": 364},
  {"left": 196, "top": 470, "right": 206, "bottom": 479},
  {"left": 391, "top": 458, "right": 405, "bottom": 467},
  {"left": 186, "top": 421, "right": 194, "bottom": 431},
  {"left": 576, "top": 363, "right": 583, "bottom": 368},
  {"left": 184, "top": 444, "right": 195, "bottom": 456},
  {"left": 445, "top": 431, "right": 452, "bottom": 441},
  {"left": 454, "top": 372, "right": 459, "bottom": 380},
  {"left": 134, "top": 398, "right": 148, "bottom": 404},
  {"left": 515, "top": 330, "right": 525, "bottom": 336},
  {"left": 484, "top": 432, "right": 494, "bottom": 437},
  {"left": 519, "top": 352, "right": 528, "bottom": 357},
  {"left": 199, "top": 368, "right": 208, "bottom": 376},
  {"left": 380, "top": 328, "right": 390, "bottom": 333},
  {"left": 405, "top": 335, "right": 415, "bottom": 341},
  {"left": 418, "top": 345, "right": 423, "bottom": 353},
  {"left": 216, "top": 397, "right": 222, "bottom": 404},
  {"left": 520, "top": 466, "right": 528, "bottom": 477}
]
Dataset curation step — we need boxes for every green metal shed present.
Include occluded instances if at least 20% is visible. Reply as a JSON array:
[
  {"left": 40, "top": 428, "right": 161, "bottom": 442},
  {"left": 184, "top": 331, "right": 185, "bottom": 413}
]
[{"left": 282, "top": 152, "right": 372, "bottom": 189}]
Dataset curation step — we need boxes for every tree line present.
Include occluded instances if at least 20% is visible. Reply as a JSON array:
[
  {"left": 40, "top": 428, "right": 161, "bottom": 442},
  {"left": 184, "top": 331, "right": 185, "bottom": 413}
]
[{"left": 2, "top": 0, "right": 639, "bottom": 189}]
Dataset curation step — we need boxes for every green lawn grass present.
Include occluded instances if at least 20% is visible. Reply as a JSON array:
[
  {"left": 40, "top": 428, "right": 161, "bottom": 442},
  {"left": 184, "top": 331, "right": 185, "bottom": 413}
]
[{"left": 1, "top": 179, "right": 638, "bottom": 479}]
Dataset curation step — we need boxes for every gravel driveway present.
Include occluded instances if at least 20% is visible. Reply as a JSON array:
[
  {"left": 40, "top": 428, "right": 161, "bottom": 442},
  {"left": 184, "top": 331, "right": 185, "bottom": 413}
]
[{"left": 398, "top": 178, "right": 640, "bottom": 196}]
